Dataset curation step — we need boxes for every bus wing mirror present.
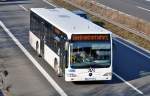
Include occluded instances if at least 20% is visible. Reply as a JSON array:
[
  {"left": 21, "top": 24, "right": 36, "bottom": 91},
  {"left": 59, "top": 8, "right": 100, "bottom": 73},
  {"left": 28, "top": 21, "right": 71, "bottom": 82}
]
[{"left": 65, "top": 42, "right": 69, "bottom": 51}]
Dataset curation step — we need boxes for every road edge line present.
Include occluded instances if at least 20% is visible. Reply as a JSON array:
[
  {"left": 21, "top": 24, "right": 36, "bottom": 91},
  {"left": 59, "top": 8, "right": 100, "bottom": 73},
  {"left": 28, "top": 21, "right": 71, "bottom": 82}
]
[
  {"left": 18, "top": 5, "right": 28, "bottom": 12},
  {"left": 113, "top": 72, "right": 143, "bottom": 95},
  {"left": 0, "top": 21, "right": 68, "bottom": 96}
]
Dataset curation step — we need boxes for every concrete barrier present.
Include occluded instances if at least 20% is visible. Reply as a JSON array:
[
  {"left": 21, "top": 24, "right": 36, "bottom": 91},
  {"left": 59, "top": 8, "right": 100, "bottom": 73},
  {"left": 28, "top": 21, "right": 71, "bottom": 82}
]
[{"left": 58, "top": 0, "right": 150, "bottom": 40}]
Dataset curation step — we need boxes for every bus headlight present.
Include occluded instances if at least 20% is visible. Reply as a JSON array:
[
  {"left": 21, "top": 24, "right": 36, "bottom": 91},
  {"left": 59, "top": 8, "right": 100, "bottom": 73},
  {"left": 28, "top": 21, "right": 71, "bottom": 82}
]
[
  {"left": 103, "top": 72, "right": 112, "bottom": 76},
  {"left": 67, "top": 73, "right": 77, "bottom": 77}
]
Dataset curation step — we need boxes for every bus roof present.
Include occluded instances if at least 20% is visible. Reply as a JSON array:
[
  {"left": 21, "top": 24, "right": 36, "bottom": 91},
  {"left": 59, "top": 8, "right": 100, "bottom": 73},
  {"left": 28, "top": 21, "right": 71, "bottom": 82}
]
[{"left": 31, "top": 8, "right": 111, "bottom": 39}]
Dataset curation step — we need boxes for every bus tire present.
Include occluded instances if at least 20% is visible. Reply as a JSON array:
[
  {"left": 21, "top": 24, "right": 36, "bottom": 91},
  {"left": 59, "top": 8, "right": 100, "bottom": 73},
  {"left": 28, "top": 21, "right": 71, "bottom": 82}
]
[
  {"left": 36, "top": 41, "right": 41, "bottom": 57},
  {"left": 54, "top": 59, "right": 62, "bottom": 77}
]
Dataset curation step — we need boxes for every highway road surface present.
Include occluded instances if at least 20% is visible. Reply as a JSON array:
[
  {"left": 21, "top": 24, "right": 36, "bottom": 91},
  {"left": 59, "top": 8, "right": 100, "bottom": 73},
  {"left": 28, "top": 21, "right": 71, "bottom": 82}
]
[
  {"left": 95, "top": 0, "right": 150, "bottom": 21},
  {"left": 0, "top": 0, "right": 150, "bottom": 96}
]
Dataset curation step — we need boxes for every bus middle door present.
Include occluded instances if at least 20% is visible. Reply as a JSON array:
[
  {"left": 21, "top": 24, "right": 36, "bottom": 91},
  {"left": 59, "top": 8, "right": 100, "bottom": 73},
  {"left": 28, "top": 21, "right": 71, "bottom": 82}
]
[{"left": 40, "top": 22, "right": 46, "bottom": 57}]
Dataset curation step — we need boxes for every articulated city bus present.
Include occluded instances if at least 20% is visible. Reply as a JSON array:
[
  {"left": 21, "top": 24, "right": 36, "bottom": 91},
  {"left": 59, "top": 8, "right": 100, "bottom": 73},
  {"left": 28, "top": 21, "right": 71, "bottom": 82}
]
[{"left": 29, "top": 8, "right": 112, "bottom": 81}]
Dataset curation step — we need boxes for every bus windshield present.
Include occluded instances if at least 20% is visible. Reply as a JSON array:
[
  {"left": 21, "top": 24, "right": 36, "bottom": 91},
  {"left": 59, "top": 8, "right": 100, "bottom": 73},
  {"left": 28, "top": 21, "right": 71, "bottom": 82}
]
[{"left": 70, "top": 41, "right": 111, "bottom": 68}]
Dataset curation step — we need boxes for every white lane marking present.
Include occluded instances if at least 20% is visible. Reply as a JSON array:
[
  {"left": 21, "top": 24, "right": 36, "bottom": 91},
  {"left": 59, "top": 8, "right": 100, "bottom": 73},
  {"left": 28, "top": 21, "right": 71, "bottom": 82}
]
[
  {"left": 0, "top": 21, "right": 68, "bottom": 96},
  {"left": 113, "top": 73, "right": 143, "bottom": 95},
  {"left": 19, "top": 5, "right": 28, "bottom": 12},
  {"left": 114, "top": 38, "right": 150, "bottom": 59},
  {"left": 137, "top": 6, "right": 150, "bottom": 12},
  {"left": 43, "top": 0, "right": 57, "bottom": 8}
]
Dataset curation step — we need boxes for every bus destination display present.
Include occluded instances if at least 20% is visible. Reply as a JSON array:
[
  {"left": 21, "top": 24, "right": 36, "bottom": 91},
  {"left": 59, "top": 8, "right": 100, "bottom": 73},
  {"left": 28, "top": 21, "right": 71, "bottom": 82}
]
[{"left": 71, "top": 34, "right": 110, "bottom": 41}]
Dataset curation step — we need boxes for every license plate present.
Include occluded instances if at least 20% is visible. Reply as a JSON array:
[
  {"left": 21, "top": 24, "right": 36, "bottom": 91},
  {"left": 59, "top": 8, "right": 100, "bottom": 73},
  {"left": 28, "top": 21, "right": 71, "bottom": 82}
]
[{"left": 85, "top": 77, "right": 96, "bottom": 80}]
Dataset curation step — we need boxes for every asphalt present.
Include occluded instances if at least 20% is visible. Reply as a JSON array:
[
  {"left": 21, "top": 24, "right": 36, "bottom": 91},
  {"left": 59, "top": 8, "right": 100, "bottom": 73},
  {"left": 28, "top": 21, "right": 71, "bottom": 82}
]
[
  {"left": 95, "top": 0, "right": 150, "bottom": 21},
  {"left": 0, "top": 0, "right": 150, "bottom": 96}
]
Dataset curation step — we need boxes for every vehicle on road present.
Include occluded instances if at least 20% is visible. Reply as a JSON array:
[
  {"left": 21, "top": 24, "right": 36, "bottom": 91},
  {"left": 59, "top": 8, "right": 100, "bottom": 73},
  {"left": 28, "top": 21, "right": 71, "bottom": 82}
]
[
  {"left": 72, "top": 10, "right": 90, "bottom": 20},
  {"left": 29, "top": 8, "right": 112, "bottom": 81}
]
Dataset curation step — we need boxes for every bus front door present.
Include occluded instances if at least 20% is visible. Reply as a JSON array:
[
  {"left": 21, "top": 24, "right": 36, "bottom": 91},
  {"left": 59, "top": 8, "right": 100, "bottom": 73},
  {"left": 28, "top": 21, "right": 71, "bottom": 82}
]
[{"left": 60, "top": 42, "right": 66, "bottom": 74}]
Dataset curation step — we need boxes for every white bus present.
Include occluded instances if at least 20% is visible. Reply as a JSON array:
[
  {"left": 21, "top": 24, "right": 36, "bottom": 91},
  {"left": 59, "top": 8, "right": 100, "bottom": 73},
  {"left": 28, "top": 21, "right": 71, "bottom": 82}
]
[{"left": 29, "top": 8, "right": 112, "bottom": 81}]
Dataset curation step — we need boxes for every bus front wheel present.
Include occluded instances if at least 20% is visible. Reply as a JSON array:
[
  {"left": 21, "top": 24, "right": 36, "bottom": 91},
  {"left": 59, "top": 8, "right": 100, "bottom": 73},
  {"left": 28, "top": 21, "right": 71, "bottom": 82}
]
[
  {"left": 54, "top": 59, "right": 62, "bottom": 77},
  {"left": 36, "top": 41, "right": 41, "bottom": 57}
]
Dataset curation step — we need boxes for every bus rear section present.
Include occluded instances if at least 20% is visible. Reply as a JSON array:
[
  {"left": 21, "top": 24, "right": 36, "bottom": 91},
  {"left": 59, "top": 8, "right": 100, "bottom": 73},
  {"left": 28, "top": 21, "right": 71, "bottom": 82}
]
[{"left": 65, "top": 34, "right": 112, "bottom": 81}]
